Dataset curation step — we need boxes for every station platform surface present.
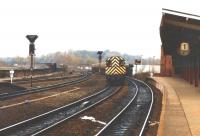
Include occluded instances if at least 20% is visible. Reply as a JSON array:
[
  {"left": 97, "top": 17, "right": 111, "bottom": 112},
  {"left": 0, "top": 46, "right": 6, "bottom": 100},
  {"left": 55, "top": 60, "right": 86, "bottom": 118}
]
[{"left": 153, "top": 77, "right": 200, "bottom": 136}]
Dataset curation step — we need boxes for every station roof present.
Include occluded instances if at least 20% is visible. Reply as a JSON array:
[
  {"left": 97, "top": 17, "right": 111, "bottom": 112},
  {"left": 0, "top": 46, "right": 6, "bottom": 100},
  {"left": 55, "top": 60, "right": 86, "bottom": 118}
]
[{"left": 160, "top": 9, "right": 200, "bottom": 56}]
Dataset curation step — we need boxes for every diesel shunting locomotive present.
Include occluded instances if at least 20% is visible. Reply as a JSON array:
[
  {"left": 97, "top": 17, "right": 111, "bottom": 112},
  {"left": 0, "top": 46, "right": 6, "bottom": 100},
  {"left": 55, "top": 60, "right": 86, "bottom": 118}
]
[
  {"left": 105, "top": 56, "right": 126, "bottom": 83},
  {"left": 92, "top": 56, "right": 133, "bottom": 84}
]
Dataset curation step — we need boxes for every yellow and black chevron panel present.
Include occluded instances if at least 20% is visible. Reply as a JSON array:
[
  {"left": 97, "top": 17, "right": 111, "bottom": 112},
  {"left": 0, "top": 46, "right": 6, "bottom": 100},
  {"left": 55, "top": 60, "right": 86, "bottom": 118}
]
[
  {"left": 105, "top": 66, "right": 126, "bottom": 75},
  {"left": 105, "top": 56, "right": 126, "bottom": 76}
]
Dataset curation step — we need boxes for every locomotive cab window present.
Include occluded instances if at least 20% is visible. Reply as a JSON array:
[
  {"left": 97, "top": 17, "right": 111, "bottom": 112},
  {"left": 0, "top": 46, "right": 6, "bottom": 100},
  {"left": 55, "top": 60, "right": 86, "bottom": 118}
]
[
  {"left": 119, "top": 60, "right": 125, "bottom": 66},
  {"left": 106, "top": 60, "right": 111, "bottom": 67}
]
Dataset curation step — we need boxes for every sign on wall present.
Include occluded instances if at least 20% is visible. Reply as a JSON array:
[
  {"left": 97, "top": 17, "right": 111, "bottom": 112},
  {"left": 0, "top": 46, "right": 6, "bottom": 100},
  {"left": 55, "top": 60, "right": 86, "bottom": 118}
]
[{"left": 178, "top": 42, "right": 190, "bottom": 56}]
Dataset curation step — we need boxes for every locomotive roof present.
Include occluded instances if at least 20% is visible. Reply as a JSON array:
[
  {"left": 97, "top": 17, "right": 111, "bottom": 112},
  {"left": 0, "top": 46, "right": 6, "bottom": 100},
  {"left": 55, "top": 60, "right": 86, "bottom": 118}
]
[{"left": 106, "top": 56, "right": 125, "bottom": 61}]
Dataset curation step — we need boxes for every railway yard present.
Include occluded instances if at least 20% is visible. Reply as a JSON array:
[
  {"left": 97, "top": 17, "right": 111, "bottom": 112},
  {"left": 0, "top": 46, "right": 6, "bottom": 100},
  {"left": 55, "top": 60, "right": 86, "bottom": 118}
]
[
  {"left": 0, "top": 70, "right": 162, "bottom": 136},
  {"left": 1, "top": 5, "right": 200, "bottom": 136}
]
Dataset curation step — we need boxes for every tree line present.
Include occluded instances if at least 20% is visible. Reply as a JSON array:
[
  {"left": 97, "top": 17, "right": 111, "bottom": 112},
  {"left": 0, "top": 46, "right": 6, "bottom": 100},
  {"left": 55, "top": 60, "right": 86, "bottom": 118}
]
[{"left": 0, "top": 50, "right": 160, "bottom": 67}]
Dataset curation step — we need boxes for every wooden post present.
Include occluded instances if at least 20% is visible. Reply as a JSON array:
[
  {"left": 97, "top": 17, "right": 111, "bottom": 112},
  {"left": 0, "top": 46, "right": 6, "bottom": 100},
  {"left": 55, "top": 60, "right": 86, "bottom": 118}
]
[
  {"left": 184, "top": 57, "right": 187, "bottom": 80},
  {"left": 182, "top": 57, "right": 186, "bottom": 80},
  {"left": 195, "top": 57, "right": 199, "bottom": 87},
  {"left": 190, "top": 57, "right": 194, "bottom": 85},
  {"left": 186, "top": 57, "right": 190, "bottom": 82}
]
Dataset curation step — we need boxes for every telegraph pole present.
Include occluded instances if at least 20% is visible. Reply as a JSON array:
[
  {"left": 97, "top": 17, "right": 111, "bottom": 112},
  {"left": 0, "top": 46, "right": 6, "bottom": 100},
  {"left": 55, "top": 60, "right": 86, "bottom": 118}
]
[
  {"left": 97, "top": 51, "right": 103, "bottom": 73},
  {"left": 26, "top": 35, "right": 38, "bottom": 88}
]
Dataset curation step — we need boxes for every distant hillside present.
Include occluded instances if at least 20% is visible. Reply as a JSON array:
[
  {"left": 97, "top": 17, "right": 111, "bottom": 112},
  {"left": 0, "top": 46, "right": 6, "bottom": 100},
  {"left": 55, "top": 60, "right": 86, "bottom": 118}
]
[
  {"left": 0, "top": 50, "right": 159, "bottom": 66},
  {"left": 36, "top": 50, "right": 140, "bottom": 65},
  {"left": 0, "top": 58, "right": 8, "bottom": 67}
]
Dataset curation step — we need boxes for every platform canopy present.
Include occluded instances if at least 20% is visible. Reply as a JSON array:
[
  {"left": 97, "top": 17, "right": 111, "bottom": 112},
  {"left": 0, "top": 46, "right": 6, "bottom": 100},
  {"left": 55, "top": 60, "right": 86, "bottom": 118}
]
[
  {"left": 160, "top": 8, "right": 200, "bottom": 57},
  {"left": 160, "top": 9, "right": 200, "bottom": 87}
]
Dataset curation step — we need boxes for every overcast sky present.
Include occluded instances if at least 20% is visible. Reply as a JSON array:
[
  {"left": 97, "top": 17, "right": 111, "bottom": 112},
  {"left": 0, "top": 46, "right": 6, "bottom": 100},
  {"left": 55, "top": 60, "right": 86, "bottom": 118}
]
[{"left": 0, "top": 0, "right": 199, "bottom": 58}]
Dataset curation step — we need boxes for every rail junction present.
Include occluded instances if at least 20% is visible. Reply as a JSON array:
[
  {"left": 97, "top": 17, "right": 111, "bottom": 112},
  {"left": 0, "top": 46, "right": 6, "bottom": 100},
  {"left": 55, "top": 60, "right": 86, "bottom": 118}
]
[
  {"left": 0, "top": 76, "right": 154, "bottom": 136},
  {"left": 0, "top": 8, "right": 200, "bottom": 136}
]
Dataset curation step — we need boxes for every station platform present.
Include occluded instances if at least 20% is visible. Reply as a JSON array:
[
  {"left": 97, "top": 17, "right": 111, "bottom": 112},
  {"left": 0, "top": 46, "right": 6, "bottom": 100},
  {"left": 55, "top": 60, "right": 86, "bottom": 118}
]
[{"left": 153, "top": 76, "right": 200, "bottom": 136}]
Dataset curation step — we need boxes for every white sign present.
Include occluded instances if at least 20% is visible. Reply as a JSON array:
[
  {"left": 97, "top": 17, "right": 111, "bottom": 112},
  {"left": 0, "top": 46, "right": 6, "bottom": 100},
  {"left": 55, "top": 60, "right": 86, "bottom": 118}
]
[
  {"left": 178, "top": 42, "right": 190, "bottom": 56},
  {"left": 10, "top": 69, "right": 14, "bottom": 74},
  {"left": 9, "top": 69, "right": 14, "bottom": 84}
]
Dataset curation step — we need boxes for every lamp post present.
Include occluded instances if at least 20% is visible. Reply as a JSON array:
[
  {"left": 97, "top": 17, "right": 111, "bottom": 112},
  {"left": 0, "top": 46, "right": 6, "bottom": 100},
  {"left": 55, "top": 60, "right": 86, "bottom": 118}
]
[
  {"left": 97, "top": 51, "right": 103, "bottom": 73},
  {"left": 26, "top": 35, "right": 38, "bottom": 88}
]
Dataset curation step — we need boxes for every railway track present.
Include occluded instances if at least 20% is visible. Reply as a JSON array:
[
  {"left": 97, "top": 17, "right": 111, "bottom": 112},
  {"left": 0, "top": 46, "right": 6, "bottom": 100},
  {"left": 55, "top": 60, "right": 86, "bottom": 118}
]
[
  {"left": 1, "top": 71, "right": 63, "bottom": 83},
  {"left": 0, "top": 77, "right": 154, "bottom": 136},
  {"left": 95, "top": 77, "right": 154, "bottom": 136},
  {"left": 13, "top": 74, "right": 83, "bottom": 84},
  {"left": 0, "top": 73, "right": 91, "bottom": 101},
  {"left": 0, "top": 83, "right": 26, "bottom": 94},
  {"left": 0, "top": 73, "right": 83, "bottom": 95},
  {"left": 39, "top": 76, "right": 139, "bottom": 135},
  {"left": 0, "top": 85, "right": 121, "bottom": 136}
]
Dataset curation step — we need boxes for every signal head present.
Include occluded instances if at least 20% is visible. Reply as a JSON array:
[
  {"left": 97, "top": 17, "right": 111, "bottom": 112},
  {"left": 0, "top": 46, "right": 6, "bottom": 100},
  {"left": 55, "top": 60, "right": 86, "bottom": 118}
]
[{"left": 26, "top": 35, "right": 38, "bottom": 43}]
